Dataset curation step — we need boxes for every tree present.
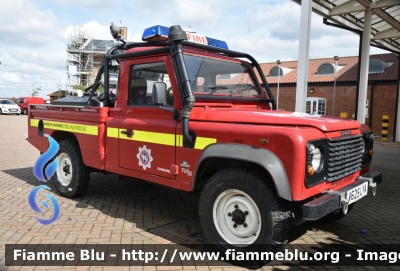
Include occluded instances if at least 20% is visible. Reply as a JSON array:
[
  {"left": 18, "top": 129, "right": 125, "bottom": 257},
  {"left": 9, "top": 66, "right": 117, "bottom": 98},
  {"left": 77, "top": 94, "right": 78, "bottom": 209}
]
[
  {"left": 72, "top": 85, "right": 86, "bottom": 91},
  {"left": 73, "top": 84, "right": 103, "bottom": 93},
  {"left": 28, "top": 82, "right": 42, "bottom": 97},
  {"left": 56, "top": 81, "right": 63, "bottom": 99}
]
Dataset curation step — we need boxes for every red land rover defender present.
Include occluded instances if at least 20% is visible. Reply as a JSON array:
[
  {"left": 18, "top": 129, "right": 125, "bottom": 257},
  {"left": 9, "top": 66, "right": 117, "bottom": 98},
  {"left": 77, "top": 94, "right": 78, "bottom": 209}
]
[{"left": 27, "top": 24, "right": 381, "bottom": 256}]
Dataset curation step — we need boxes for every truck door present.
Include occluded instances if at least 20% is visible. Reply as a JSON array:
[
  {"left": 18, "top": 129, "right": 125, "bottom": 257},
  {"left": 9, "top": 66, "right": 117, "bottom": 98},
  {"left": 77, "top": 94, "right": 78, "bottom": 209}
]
[{"left": 118, "top": 57, "right": 177, "bottom": 179}]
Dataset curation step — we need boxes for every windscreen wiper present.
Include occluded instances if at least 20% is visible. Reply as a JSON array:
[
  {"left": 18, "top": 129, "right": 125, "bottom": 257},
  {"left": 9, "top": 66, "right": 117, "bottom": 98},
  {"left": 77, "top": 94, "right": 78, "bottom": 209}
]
[{"left": 208, "top": 86, "right": 229, "bottom": 95}]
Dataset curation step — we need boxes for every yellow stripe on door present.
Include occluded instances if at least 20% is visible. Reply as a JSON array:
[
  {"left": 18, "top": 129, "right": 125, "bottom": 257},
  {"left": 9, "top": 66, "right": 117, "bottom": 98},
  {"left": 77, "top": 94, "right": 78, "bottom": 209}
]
[
  {"left": 119, "top": 129, "right": 176, "bottom": 146},
  {"left": 30, "top": 119, "right": 98, "bottom": 135},
  {"left": 115, "top": 129, "right": 215, "bottom": 150}
]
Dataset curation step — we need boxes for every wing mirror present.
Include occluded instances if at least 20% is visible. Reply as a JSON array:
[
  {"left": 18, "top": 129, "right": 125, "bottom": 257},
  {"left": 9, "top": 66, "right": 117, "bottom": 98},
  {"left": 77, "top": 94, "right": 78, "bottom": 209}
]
[{"left": 152, "top": 82, "right": 167, "bottom": 105}]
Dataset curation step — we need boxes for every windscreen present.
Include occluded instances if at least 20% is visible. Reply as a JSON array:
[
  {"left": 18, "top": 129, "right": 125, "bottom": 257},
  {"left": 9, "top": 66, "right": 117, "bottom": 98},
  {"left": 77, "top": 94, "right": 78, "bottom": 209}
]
[{"left": 183, "top": 54, "right": 265, "bottom": 98}]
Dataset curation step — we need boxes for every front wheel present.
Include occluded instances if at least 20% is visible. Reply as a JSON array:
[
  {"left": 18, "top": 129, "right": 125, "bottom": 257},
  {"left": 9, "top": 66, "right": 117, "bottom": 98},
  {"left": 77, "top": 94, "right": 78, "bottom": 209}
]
[
  {"left": 199, "top": 168, "right": 291, "bottom": 264},
  {"left": 52, "top": 139, "right": 90, "bottom": 198},
  {"left": 23, "top": 108, "right": 27, "bottom": 115}
]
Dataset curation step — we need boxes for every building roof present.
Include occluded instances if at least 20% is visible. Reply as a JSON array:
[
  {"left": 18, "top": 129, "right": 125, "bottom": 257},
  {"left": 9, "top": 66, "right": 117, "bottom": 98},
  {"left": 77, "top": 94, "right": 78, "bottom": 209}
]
[{"left": 261, "top": 53, "right": 399, "bottom": 84}]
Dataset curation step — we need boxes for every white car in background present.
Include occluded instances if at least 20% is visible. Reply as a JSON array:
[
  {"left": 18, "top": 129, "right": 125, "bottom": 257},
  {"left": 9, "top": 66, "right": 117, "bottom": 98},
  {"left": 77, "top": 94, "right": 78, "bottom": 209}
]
[{"left": 0, "top": 99, "right": 21, "bottom": 115}]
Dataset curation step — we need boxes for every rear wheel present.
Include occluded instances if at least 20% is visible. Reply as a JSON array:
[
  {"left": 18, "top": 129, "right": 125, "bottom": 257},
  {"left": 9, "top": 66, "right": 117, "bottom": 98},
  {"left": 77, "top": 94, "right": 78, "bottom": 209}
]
[
  {"left": 199, "top": 168, "right": 291, "bottom": 266},
  {"left": 52, "top": 139, "right": 90, "bottom": 198}
]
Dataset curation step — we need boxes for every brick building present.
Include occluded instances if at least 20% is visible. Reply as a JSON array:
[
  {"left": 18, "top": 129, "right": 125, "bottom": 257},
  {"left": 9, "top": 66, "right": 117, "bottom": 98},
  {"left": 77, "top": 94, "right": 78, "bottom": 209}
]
[{"left": 260, "top": 53, "right": 399, "bottom": 135}]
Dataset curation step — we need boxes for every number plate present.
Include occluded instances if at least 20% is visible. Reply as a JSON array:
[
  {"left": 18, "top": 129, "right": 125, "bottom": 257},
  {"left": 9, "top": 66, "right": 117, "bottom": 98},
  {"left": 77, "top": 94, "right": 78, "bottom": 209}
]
[
  {"left": 10, "top": 109, "right": 17, "bottom": 112},
  {"left": 346, "top": 182, "right": 368, "bottom": 205}
]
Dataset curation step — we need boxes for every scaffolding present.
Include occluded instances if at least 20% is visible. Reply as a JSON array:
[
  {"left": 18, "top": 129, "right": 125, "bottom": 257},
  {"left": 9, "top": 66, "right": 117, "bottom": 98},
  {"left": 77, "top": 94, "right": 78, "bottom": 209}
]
[{"left": 66, "top": 26, "right": 115, "bottom": 90}]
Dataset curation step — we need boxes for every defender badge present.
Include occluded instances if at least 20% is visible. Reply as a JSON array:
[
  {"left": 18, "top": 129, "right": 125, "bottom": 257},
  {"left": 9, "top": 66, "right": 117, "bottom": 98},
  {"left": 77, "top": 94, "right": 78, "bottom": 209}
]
[
  {"left": 341, "top": 131, "right": 351, "bottom": 136},
  {"left": 137, "top": 145, "right": 153, "bottom": 170}
]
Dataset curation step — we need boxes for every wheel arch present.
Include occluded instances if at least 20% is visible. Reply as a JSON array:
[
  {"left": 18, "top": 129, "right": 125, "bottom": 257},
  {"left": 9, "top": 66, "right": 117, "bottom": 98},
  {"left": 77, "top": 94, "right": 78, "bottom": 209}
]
[
  {"left": 51, "top": 130, "right": 79, "bottom": 144},
  {"left": 193, "top": 143, "right": 292, "bottom": 201}
]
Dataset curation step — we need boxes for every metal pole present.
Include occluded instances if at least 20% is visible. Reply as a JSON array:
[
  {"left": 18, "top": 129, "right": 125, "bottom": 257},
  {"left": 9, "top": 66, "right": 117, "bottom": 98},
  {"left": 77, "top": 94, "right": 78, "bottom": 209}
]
[
  {"left": 357, "top": 8, "right": 372, "bottom": 124},
  {"left": 332, "top": 58, "right": 338, "bottom": 116},
  {"left": 395, "top": 56, "right": 400, "bottom": 142},
  {"left": 277, "top": 63, "right": 281, "bottom": 109},
  {"left": 322, "top": 18, "right": 363, "bottom": 120},
  {"left": 295, "top": 0, "right": 312, "bottom": 112}
]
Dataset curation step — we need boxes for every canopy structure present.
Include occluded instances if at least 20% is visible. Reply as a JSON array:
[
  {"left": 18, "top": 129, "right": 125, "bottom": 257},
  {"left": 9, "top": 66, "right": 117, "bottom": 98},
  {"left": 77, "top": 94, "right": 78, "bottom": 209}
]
[{"left": 291, "top": 0, "right": 400, "bottom": 142}]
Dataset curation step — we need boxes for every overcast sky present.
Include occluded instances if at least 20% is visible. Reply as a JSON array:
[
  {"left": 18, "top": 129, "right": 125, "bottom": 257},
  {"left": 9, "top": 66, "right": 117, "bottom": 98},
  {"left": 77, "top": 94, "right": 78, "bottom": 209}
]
[{"left": 0, "top": 0, "right": 387, "bottom": 98}]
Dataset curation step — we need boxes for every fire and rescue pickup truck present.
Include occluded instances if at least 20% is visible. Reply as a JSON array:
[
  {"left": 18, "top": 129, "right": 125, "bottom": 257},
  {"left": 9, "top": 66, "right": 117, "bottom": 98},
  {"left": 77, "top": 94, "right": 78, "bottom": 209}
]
[{"left": 28, "top": 24, "right": 381, "bottom": 255}]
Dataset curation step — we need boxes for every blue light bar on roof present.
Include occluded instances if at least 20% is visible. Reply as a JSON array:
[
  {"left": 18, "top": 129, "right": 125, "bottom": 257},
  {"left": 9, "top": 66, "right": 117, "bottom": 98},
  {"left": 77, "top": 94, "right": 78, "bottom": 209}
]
[
  {"left": 205, "top": 37, "right": 228, "bottom": 50},
  {"left": 142, "top": 25, "right": 170, "bottom": 40},
  {"left": 142, "top": 25, "right": 229, "bottom": 49}
]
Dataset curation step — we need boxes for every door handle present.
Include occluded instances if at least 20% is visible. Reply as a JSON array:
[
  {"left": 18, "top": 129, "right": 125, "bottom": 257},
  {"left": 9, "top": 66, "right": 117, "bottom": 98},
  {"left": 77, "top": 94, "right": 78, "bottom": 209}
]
[{"left": 121, "top": 130, "right": 134, "bottom": 137}]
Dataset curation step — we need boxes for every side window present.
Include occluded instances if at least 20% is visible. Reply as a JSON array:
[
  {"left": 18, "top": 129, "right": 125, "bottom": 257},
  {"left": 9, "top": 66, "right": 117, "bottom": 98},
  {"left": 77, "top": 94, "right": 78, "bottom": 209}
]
[
  {"left": 128, "top": 62, "right": 172, "bottom": 106},
  {"left": 306, "top": 101, "right": 311, "bottom": 114},
  {"left": 318, "top": 99, "right": 326, "bottom": 115}
]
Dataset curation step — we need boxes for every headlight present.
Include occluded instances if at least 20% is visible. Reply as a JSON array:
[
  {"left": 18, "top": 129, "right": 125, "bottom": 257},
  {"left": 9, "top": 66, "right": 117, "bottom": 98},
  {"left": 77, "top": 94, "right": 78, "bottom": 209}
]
[
  {"left": 311, "top": 146, "right": 322, "bottom": 170},
  {"left": 305, "top": 140, "right": 327, "bottom": 187},
  {"left": 307, "top": 143, "right": 324, "bottom": 173}
]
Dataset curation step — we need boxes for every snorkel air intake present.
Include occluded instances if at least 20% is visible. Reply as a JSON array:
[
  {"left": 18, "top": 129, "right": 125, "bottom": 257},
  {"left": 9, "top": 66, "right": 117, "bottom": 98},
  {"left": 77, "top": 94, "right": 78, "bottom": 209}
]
[{"left": 169, "top": 25, "right": 196, "bottom": 148}]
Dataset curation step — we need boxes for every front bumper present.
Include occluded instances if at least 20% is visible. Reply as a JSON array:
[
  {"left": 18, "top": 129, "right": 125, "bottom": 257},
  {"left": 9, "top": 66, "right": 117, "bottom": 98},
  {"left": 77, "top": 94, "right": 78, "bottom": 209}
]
[
  {"left": 296, "top": 171, "right": 382, "bottom": 221},
  {"left": 1, "top": 108, "right": 20, "bottom": 114}
]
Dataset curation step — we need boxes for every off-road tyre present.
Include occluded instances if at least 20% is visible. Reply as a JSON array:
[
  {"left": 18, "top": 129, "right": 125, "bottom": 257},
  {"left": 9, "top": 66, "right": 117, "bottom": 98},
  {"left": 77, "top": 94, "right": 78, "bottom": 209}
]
[
  {"left": 199, "top": 168, "right": 291, "bottom": 267},
  {"left": 320, "top": 203, "right": 354, "bottom": 223},
  {"left": 52, "top": 139, "right": 90, "bottom": 198}
]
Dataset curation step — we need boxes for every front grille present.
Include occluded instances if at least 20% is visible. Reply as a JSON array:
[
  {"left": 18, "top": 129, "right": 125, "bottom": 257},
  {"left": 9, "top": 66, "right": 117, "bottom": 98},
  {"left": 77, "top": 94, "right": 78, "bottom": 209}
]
[{"left": 327, "top": 134, "right": 364, "bottom": 182}]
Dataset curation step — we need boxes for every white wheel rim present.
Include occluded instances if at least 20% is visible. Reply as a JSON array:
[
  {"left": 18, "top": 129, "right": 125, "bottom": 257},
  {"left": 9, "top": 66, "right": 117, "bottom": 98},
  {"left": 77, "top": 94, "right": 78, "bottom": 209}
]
[
  {"left": 56, "top": 152, "right": 73, "bottom": 186},
  {"left": 212, "top": 189, "right": 262, "bottom": 247}
]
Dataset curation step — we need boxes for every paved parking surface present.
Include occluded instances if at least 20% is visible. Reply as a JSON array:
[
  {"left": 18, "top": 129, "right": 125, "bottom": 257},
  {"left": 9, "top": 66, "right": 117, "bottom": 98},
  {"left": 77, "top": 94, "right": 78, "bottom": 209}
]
[{"left": 1, "top": 114, "right": 400, "bottom": 271}]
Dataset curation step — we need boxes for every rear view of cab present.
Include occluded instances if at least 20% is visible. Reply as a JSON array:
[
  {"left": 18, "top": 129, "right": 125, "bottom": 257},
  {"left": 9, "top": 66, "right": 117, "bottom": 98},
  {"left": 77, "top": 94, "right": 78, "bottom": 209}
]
[{"left": 16, "top": 97, "right": 45, "bottom": 115}]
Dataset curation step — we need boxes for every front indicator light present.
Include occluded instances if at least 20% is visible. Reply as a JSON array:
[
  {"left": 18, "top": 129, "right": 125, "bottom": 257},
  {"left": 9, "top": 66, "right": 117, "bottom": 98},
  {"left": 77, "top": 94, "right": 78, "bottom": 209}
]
[
  {"left": 369, "top": 149, "right": 374, "bottom": 156},
  {"left": 307, "top": 165, "right": 315, "bottom": 176}
]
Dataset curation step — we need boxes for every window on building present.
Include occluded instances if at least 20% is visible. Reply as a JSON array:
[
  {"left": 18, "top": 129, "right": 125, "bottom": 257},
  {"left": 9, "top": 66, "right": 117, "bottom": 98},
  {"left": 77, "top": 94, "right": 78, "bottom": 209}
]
[
  {"left": 368, "top": 59, "right": 392, "bottom": 74},
  {"left": 269, "top": 66, "right": 283, "bottom": 77},
  {"left": 318, "top": 99, "right": 326, "bottom": 115},
  {"left": 306, "top": 97, "right": 326, "bottom": 115},
  {"left": 268, "top": 66, "right": 292, "bottom": 77},
  {"left": 316, "top": 63, "right": 345, "bottom": 75},
  {"left": 317, "top": 63, "right": 335, "bottom": 75},
  {"left": 87, "top": 56, "right": 93, "bottom": 68}
]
